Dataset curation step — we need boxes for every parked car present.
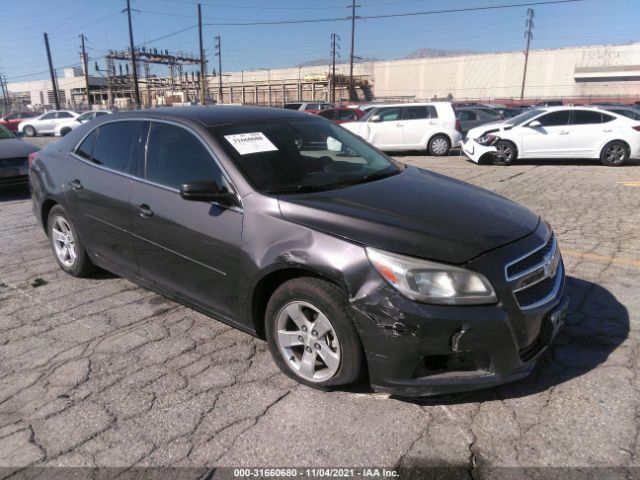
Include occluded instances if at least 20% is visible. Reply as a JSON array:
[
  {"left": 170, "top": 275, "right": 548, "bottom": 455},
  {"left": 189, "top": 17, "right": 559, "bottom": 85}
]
[
  {"left": 342, "top": 102, "right": 462, "bottom": 155},
  {"left": 0, "top": 111, "right": 39, "bottom": 132},
  {"left": 31, "top": 106, "right": 567, "bottom": 397},
  {"left": 55, "top": 110, "right": 113, "bottom": 136},
  {"left": 0, "top": 124, "right": 39, "bottom": 188},
  {"left": 496, "top": 107, "right": 527, "bottom": 119},
  {"left": 455, "top": 107, "right": 503, "bottom": 135},
  {"left": 284, "top": 102, "right": 334, "bottom": 114},
  {"left": 317, "top": 107, "right": 365, "bottom": 124},
  {"left": 17, "top": 110, "right": 80, "bottom": 137},
  {"left": 461, "top": 107, "right": 640, "bottom": 166},
  {"left": 532, "top": 100, "right": 563, "bottom": 107}
]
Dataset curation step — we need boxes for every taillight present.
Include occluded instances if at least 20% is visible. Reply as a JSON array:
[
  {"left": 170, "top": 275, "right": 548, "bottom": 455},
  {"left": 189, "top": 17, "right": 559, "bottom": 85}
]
[
  {"left": 455, "top": 119, "right": 461, "bottom": 131},
  {"left": 28, "top": 151, "right": 38, "bottom": 168},
  {"left": 633, "top": 126, "right": 640, "bottom": 132}
]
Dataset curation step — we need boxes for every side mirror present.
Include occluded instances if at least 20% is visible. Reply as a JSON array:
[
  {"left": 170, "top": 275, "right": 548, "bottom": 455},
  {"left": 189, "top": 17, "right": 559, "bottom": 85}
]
[
  {"left": 370, "top": 115, "right": 382, "bottom": 123},
  {"left": 528, "top": 120, "right": 542, "bottom": 128},
  {"left": 180, "top": 181, "right": 238, "bottom": 207}
]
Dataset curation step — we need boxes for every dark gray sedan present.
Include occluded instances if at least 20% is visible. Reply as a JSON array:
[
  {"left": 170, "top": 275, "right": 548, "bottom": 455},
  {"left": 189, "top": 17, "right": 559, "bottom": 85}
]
[
  {"left": 0, "top": 124, "right": 39, "bottom": 188},
  {"left": 456, "top": 107, "right": 503, "bottom": 135}
]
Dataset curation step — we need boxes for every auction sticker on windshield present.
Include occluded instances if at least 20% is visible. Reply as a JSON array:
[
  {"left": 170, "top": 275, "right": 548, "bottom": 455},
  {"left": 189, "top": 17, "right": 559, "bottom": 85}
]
[{"left": 224, "top": 132, "right": 278, "bottom": 155}]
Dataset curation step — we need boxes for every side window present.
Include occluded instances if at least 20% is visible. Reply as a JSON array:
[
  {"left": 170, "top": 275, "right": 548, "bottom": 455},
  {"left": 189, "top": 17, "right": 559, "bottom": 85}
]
[
  {"left": 403, "top": 106, "right": 428, "bottom": 120},
  {"left": 457, "top": 111, "right": 476, "bottom": 121},
  {"left": 305, "top": 103, "right": 320, "bottom": 111},
  {"left": 146, "top": 123, "right": 223, "bottom": 190},
  {"left": 601, "top": 113, "right": 617, "bottom": 122},
  {"left": 75, "top": 131, "right": 96, "bottom": 160},
  {"left": 427, "top": 106, "right": 438, "bottom": 118},
  {"left": 571, "top": 110, "right": 604, "bottom": 125},
  {"left": 536, "top": 111, "right": 570, "bottom": 127},
  {"left": 376, "top": 107, "right": 402, "bottom": 122},
  {"left": 56, "top": 112, "right": 74, "bottom": 119},
  {"left": 91, "top": 121, "right": 142, "bottom": 173},
  {"left": 5, "top": 114, "right": 17, "bottom": 120},
  {"left": 338, "top": 110, "right": 356, "bottom": 121},
  {"left": 319, "top": 110, "right": 336, "bottom": 120},
  {"left": 40, "top": 113, "right": 56, "bottom": 120}
]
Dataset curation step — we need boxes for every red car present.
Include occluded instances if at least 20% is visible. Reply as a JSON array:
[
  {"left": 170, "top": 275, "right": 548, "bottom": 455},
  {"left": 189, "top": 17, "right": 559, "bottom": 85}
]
[
  {"left": 0, "top": 112, "right": 39, "bottom": 132},
  {"left": 317, "top": 107, "right": 365, "bottom": 124}
]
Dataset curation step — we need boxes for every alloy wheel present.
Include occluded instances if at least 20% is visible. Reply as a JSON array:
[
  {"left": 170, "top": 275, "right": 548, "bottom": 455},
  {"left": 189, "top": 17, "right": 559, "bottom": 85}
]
[
  {"left": 51, "top": 216, "right": 77, "bottom": 268},
  {"left": 494, "top": 143, "right": 513, "bottom": 165},
  {"left": 605, "top": 144, "right": 626, "bottom": 165},
  {"left": 275, "top": 301, "right": 341, "bottom": 382}
]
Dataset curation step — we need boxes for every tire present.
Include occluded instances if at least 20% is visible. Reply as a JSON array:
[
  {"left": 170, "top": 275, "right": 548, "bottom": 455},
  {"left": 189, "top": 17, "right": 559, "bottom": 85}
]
[
  {"left": 24, "top": 125, "right": 36, "bottom": 137},
  {"left": 265, "top": 277, "right": 364, "bottom": 389},
  {"left": 600, "top": 140, "right": 629, "bottom": 166},
  {"left": 47, "top": 205, "right": 96, "bottom": 277},
  {"left": 428, "top": 134, "right": 451, "bottom": 156},
  {"left": 490, "top": 140, "right": 517, "bottom": 166}
]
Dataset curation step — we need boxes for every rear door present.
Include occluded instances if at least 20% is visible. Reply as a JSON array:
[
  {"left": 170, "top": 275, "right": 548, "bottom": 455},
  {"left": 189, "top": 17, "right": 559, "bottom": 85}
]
[
  {"left": 567, "top": 110, "right": 616, "bottom": 157},
  {"left": 65, "top": 121, "right": 144, "bottom": 272},
  {"left": 402, "top": 106, "right": 435, "bottom": 147},
  {"left": 520, "top": 110, "right": 571, "bottom": 157},
  {"left": 129, "top": 121, "right": 244, "bottom": 321}
]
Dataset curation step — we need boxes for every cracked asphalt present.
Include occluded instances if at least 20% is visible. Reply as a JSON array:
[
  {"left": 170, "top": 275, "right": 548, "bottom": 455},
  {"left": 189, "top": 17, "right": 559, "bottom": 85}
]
[{"left": 1, "top": 138, "right": 639, "bottom": 479}]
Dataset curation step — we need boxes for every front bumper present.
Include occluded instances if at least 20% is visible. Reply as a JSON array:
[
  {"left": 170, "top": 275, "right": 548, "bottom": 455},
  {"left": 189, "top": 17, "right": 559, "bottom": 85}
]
[
  {"left": 350, "top": 222, "right": 567, "bottom": 397},
  {"left": 0, "top": 164, "right": 29, "bottom": 188},
  {"left": 461, "top": 137, "right": 496, "bottom": 163}
]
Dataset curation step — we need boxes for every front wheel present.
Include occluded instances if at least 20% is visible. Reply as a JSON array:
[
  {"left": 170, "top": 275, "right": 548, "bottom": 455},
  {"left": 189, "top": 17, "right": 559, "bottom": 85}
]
[
  {"left": 265, "top": 277, "right": 363, "bottom": 389},
  {"left": 490, "top": 140, "right": 517, "bottom": 166},
  {"left": 428, "top": 134, "right": 451, "bottom": 156},
  {"left": 600, "top": 141, "right": 629, "bottom": 166},
  {"left": 24, "top": 125, "right": 36, "bottom": 137},
  {"left": 47, "top": 205, "right": 96, "bottom": 277}
]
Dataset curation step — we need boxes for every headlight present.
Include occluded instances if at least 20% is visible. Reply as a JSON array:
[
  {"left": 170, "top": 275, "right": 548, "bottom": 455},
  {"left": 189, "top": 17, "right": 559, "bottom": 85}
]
[
  {"left": 476, "top": 134, "right": 498, "bottom": 146},
  {"left": 366, "top": 247, "right": 497, "bottom": 305}
]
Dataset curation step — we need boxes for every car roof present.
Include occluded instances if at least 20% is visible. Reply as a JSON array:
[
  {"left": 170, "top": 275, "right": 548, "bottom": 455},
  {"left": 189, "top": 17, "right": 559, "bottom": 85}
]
[
  {"left": 369, "top": 102, "right": 452, "bottom": 108},
  {"left": 106, "top": 106, "right": 317, "bottom": 127}
]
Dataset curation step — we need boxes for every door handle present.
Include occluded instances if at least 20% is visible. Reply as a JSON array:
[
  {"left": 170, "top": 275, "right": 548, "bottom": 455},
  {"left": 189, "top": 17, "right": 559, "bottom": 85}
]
[
  {"left": 69, "top": 179, "right": 83, "bottom": 190},
  {"left": 137, "top": 203, "right": 154, "bottom": 218},
  {"left": 559, "top": 131, "right": 569, "bottom": 135},
  {"left": 603, "top": 129, "right": 613, "bottom": 132},
  {"left": 396, "top": 123, "right": 403, "bottom": 127}
]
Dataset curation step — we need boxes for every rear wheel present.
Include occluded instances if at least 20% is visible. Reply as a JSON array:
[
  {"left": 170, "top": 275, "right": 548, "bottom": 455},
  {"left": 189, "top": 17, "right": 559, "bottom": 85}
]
[
  {"left": 47, "top": 205, "right": 95, "bottom": 277},
  {"left": 265, "top": 277, "right": 363, "bottom": 389},
  {"left": 428, "top": 135, "right": 451, "bottom": 156},
  {"left": 600, "top": 140, "right": 628, "bottom": 166},
  {"left": 24, "top": 125, "right": 36, "bottom": 137},
  {"left": 490, "top": 140, "right": 517, "bottom": 166}
]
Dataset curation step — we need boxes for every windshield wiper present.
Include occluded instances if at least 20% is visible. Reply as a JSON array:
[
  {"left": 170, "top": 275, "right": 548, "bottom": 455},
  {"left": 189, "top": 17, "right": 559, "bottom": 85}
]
[
  {"left": 266, "top": 184, "right": 334, "bottom": 194},
  {"left": 332, "top": 168, "right": 402, "bottom": 188}
]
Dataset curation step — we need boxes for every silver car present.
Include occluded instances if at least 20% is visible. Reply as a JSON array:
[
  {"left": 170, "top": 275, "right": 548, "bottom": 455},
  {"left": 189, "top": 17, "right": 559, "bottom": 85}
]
[{"left": 17, "top": 110, "right": 79, "bottom": 137}]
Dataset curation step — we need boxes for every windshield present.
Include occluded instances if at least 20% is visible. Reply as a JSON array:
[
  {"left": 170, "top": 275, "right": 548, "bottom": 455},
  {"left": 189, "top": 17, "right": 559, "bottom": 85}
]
[
  {"left": 505, "top": 108, "right": 543, "bottom": 125},
  {"left": 0, "top": 125, "right": 15, "bottom": 139},
  {"left": 212, "top": 118, "right": 402, "bottom": 194}
]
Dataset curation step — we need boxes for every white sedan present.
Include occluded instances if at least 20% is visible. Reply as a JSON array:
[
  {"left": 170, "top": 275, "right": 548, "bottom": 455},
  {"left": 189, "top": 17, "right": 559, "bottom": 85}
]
[
  {"left": 461, "top": 106, "right": 640, "bottom": 166},
  {"left": 17, "top": 110, "right": 79, "bottom": 137},
  {"left": 54, "top": 110, "right": 113, "bottom": 136}
]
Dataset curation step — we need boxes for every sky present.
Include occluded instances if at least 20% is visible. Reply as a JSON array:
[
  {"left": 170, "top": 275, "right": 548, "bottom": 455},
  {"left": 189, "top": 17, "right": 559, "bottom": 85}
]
[{"left": 0, "top": 0, "right": 637, "bottom": 83}]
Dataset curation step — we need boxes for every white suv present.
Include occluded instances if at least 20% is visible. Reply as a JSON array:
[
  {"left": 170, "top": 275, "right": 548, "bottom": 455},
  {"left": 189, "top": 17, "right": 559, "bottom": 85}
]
[
  {"left": 18, "top": 110, "right": 79, "bottom": 137},
  {"left": 462, "top": 106, "right": 640, "bottom": 166},
  {"left": 341, "top": 102, "right": 462, "bottom": 156}
]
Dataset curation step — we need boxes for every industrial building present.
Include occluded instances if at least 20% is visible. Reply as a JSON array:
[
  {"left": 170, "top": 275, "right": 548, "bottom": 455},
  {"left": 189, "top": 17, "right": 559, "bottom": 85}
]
[{"left": 5, "top": 42, "right": 640, "bottom": 110}]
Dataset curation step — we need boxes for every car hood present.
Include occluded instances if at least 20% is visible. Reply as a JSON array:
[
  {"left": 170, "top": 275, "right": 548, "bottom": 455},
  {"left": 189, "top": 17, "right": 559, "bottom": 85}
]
[
  {"left": 467, "top": 121, "right": 513, "bottom": 139},
  {"left": 0, "top": 138, "right": 39, "bottom": 157},
  {"left": 277, "top": 166, "right": 539, "bottom": 264}
]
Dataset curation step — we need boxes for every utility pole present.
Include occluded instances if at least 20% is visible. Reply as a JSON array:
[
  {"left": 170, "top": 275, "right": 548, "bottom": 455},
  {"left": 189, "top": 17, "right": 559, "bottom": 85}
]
[
  {"left": 214, "top": 35, "right": 222, "bottom": 103},
  {"left": 520, "top": 8, "right": 534, "bottom": 100},
  {"left": 197, "top": 3, "right": 206, "bottom": 104},
  {"left": 43, "top": 33, "right": 60, "bottom": 110},
  {"left": 348, "top": 0, "right": 360, "bottom": 102},
  {"left": 0, "top": 75, "right": 9, "bottom": 113},
  {"left": 125, "top": 0, "right": 141, "bottom": 108},
  {"left": 80, "top": 34, "right": 91, "bottom": 108},
  {"left": 330, "top": 33, "right": 340, "bottom": 103}
]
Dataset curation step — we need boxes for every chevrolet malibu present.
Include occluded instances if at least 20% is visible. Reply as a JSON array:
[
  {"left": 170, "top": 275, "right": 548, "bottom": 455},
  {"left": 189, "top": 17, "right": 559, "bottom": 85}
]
[{"left": 30, "top": 107, "right": 567, "bottom": 397}]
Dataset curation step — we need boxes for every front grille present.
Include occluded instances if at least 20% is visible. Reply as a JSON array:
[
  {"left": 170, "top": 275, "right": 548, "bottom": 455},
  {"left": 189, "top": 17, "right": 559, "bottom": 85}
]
[
  {"left": 0, "top": 157, "right": 27, "bottom": 168},
  {"left": 507, "top": 234, "right": 555, "bottom": 278},
  {"left": 515, "top": 270, "right": 558, "bottom": 308}
]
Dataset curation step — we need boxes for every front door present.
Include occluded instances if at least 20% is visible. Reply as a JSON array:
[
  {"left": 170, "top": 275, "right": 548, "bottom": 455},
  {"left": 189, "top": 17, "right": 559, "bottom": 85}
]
[
  {"left": 367, "top": 107, "right": 404, "bottom": 149},
  {"left": 520, "top": 110, "right": 571, "bottom": 158},
  {"left": 130, "top": 121, "right": 245, "bottom": 322}
]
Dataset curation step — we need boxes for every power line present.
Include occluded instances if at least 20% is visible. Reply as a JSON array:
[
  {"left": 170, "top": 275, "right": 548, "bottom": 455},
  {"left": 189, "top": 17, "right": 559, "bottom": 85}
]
[{"left": 148, "top": 0, "right": 349, "bottom": 10}]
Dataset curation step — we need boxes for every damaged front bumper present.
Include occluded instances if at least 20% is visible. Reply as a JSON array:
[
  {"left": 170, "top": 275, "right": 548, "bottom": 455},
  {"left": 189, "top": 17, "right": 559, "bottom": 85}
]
[
  {"left": 461, "top": 137, "right": 496, "bottom": 164},
  {"left": 349, "top": 225, "right": 568, "bottom": 398}
]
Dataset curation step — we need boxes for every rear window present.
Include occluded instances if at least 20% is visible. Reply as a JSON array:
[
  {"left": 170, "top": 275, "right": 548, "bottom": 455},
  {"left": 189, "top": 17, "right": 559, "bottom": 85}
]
[
  {"left": 304, "top": 103, "right": 321, "bottom": 110},
  {"left": 284, "top": 103, "right": 302, "bottom": 110}
]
